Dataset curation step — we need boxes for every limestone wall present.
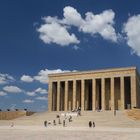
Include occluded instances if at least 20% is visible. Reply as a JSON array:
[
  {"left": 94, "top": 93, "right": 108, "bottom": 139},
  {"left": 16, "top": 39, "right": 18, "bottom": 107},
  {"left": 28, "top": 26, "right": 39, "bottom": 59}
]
[{"left": 0, "top": 111, "right": 35, "bottom": 120}]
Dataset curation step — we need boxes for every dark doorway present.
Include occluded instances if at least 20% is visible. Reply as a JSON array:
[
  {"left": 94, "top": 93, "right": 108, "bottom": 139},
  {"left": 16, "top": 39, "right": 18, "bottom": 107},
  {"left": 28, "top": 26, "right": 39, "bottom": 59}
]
[
  {"left": 52, "top": 82, "right": 57, "bottom": 111},
  {"left": 96, "top": 79, "right": 101, "bottom": 110},
  {"left": 85, "top": 80, "right": 92, "bottom": 110},
  {"left": 124, "top": 77, "right": 131, "bottom": 109},
  {"left": 60, "top": 81, "right": 65, "bottom": 111}
]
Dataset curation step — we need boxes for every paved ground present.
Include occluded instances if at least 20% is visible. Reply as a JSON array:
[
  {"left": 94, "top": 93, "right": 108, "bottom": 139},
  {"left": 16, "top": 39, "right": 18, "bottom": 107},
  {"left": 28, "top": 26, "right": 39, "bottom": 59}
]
[
  {"left": 0, "top": 111, "right": 140, "bottom": 140},
  {"left": 0, "top": 126, "right": 140, "bottom": 140}
]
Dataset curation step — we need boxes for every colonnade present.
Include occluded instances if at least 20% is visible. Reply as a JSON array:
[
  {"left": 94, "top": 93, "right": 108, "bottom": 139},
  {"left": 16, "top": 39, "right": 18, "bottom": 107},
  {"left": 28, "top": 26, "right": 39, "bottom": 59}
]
[{"left": 48, "top": 75, "right": 136, "bottom": 111}]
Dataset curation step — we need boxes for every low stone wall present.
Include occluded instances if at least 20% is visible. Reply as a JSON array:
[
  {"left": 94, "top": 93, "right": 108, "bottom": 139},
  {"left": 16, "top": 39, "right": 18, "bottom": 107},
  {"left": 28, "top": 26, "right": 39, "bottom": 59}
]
[
  {"left": 0, "top": 111, "right": 35, "bottom": 120},
  {"left": 126, "top": 109, "right": 140, "bottom": 120}
]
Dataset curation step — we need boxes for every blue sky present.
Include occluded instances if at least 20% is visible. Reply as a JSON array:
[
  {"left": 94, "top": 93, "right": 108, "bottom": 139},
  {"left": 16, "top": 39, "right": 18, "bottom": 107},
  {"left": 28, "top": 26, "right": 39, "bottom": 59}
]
[{"left": 0, "top": 0, "right": 140, "bottom": 112}]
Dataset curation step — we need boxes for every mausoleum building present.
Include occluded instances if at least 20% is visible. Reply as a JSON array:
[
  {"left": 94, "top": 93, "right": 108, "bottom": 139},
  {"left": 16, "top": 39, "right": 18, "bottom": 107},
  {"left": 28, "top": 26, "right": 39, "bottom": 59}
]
[{"left": 48, "top": 67, "right": 140, "bottom": 111}]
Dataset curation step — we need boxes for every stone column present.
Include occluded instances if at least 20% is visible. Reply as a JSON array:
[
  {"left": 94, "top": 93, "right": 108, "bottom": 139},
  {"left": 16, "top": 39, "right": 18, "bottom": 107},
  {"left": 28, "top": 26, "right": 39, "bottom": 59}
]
[
  {"left": 101, "top": 78, "right": 105, "bottom": 111},
  {"left": 120, "top": 77, "right": 125, "bottom": 110},
  {"left": 64, "top": 81, "right": 68, "bottom": 111},
  {"left": 92, "top": 78, "right": 96, "bottom": 111},
  {"left": 48, "top": 81, "right": 52, "bottom": 112},
  {"left": 111, "top": 77, "right": 115, "bottom": 110},
  {"left": 131, "top": 75, "right": 137, "bottom": 109},
  {"left": 73, "top": 80, "right": 76, "bottom": 110},
  {"left": 57, "top": 81, "right": 60, "bottom": 111},
  {"left": 81, "top": 79, "right": 85, "bottom": 111}
]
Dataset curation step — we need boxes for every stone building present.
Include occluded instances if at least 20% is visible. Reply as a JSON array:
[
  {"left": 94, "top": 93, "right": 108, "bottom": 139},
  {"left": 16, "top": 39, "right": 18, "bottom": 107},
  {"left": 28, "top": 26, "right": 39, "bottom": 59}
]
[{"left": 48, "top": 67, "right": 140, "bottom": 111}]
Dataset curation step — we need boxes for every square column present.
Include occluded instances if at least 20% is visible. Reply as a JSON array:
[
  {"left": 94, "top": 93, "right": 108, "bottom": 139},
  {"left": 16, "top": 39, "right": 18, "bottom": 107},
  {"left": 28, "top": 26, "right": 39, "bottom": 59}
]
[
  {"left": 101, "top": 78, "right": 105, "bottom": 111},
  {"left": 111, "top": 77, "right": 115, "bottom": 110},
  {"left": 57, "top": 81, "right": 60, "bottom": 111},
  {"left": 48, "top": 81, "right": 52, "bottom": 112},
  {"left": 131, "top": 75, "right": 137, "bottom": 108},
  {"left": 81, "top": 79, "right": 85, "bottom": 111},
  {"left": 120, "top": 77, "right": 125, "bottom": 110},
  {"left": 73, "top": 80, "right": 76, "bottom": 110},
  {"left": 92, "top": 78, "right": 96, "bottom": 111},
  {"left": 64, "top": 81, "right": 68, "bottom": 111}
]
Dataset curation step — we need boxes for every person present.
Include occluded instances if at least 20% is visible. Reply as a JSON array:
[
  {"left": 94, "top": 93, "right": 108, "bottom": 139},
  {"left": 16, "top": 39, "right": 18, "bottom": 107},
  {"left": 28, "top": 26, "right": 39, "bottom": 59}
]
[
  {"left": 53, "top": 120, "right": 56, "bottom": 125},
  {"left": 58, "top": 118, "right": 61, "bottom": 124},
  {"left": 63, "top": 120, "right": 65, "bottom": 127},
  {"left": 93, "top": 121, "right": 95, "bottom": 128},
  {"left": 69, "top": 115, "right": 72, "bottom": 122},
  {"left": 89, "top": 121, "right": 92, "bottom": 128},
  {"left": 11, "top": 122, "right": 14, "bottom": 127},
  {"left": 77, "top": 107, "right": 81, "bottom": 116},
  {"left": 48, "top": 120, "right": 51, "bottom": 125}
]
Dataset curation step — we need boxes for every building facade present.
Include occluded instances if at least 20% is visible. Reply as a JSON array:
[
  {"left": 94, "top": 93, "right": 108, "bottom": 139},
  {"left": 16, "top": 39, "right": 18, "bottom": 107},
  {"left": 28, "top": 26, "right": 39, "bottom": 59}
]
[{"left": 48, "top": 67, "right": 140, "bottom": 111}]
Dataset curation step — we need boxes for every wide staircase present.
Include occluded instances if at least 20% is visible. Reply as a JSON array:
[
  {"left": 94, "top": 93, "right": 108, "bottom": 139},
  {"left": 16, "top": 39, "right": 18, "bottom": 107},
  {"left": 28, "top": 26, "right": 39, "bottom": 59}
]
[
  {"left": 68, "top": 111, "right": 140, "bottom": 128},
  {"left": 1, "top": 110, "right": 140, "bottom": 128}
]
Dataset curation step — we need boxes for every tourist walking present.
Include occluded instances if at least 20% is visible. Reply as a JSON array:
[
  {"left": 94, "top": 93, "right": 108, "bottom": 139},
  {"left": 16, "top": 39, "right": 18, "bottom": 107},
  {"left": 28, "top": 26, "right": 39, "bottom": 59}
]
[
  {"left": 44, "top": 120, "right": 47, "bottom": 127},
  {"left": 63, "top": 120, "right": 65, "bottom": 127},
  {"left": 93, "top": 121, "right": 95, "bottom": 128},
  {"left": 53, "top": 120, "right": 56, "bottom": 125},
  {"left": 89, "top": 121, "right": 92, "bottom": 128}
]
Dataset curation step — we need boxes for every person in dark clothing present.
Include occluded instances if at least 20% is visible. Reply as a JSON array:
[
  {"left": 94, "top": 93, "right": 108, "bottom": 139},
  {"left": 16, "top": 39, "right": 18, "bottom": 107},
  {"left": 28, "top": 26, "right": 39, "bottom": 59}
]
[
  {"left": 89, "top": 121, "right": 92, "bottom": 128},
  {"left": 53, "top": 120, "right": 56, "bottom": 125},
  {"left": 63, "top": 120, "right": 65, "bottom": 127},
  {"left": 44, "top": 121, "right": 47, "bottom": 127},
  {"left": 93, "top": 121, "right": 95, "bottom": 128}
]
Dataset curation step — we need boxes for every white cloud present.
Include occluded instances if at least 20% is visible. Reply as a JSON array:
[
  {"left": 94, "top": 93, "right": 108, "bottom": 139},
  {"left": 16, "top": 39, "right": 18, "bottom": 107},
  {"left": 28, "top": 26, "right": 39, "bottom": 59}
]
[
  {"left": 38, "top": 6, "right": 118, "bottom": 46},
  {"left": 37, "top": 21, "right": 80, "bottom": 46},
  {"left": 80, "top": 10, "right": 117, "bottom": 42},
  {"left": 35, "top": 96, "right": 48, "bottom": 100},
  {"left": 67, "top": 7, "right": 118, "bottom": 42},
  {"left": 123, "top": 14, "right": 140, "bottom": 56},
  {"left": 0, "top": 73, "right": 15, "bottom": 85},
  {"left": 63, "top": 6, "right": 83, "bottom": 26},
  {"left": 35, "top": 88, "right": 48, "bottom": 94},
  {"left": 0, "top": 91, "right": 7, "bottom": 96},
  {"left": 34, "top": 69, "right": 70, "bottom": 84},
  {"left": 26, "top": 91, "right": 36, "bottom": 96},
  {"left": 3, "top": 86, "right": 22, "bottom": 93},
  {"left": 23, "top": 99, "right": 34, "bottom": 103},
  {"left": 20, "top": 75, "right": 34, "bottom": 83}
]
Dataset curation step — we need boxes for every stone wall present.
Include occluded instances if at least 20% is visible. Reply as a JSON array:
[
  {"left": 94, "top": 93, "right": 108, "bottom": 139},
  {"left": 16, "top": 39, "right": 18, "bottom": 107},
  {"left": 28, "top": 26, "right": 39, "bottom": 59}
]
[{"left": 0, "top": 111, "right": 35, "bottom": 120}]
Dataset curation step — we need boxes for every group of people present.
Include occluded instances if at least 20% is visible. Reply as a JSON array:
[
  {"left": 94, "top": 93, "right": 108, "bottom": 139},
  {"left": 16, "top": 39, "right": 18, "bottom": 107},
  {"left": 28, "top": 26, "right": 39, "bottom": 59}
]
[
  {"left": 89, "top": 121, "right": 95, "bottom": 128},
  {"left": 44, "top": 115, "right": 73, "bottom": 127},
  {"left": 72, "top": 107, "right": 81, "bottom": 116}
]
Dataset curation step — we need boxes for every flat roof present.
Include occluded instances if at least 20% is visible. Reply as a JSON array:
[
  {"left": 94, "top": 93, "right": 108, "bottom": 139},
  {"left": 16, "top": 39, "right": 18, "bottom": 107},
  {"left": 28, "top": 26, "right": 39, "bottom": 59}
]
[{"left": 48, "top": 66, "right": 137, "bottom": 77}]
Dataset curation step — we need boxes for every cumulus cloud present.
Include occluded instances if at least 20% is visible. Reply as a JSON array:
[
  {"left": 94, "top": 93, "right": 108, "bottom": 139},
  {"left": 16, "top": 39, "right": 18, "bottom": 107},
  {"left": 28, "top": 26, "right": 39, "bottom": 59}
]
[
  {"left": 3, "top": 86, "right": 22, "bottom": 93},
  {"left": 23, "top": 99, "right": 34, "bottom": 103},
  {"left": 123, "top": 14, "right": 140, "bottom": 56},
  {"left": 0, "top": 91, "right": 7, "bottom": 96},
  {"left": 80, "top": 10, "right": 117, "bottom": 42},
  {"left": 35, "top": 96, "right": 48, "bottom": 101},
  {"left": 63, "top": 7, "right": 117, "bottom": 42},
  {"left": 0, "top": 73, "right": 15, "bottom": 85},
  {"left": 63, "top": 6, "right": 83, "bottom": 26},
  {"left": 35, "top": 88, "right": 48, "bottom": 94},
  {"left": 34, "top": 69, "right": 70, "bottom": 84},
  {"left": 26, "top": 91, "right": 36, "bottom": 96},
  {"left": 25, "top": 88, "right": 47, "bottom": 97},
  {"left": 20, "top": 75, "right": 34, "bottom": 83},
  {"left": 37, "top": 21, "right": 80, "bottom": 46},
  {"left": 37, "top": 6, "right": 118, "bottom": 47}
]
